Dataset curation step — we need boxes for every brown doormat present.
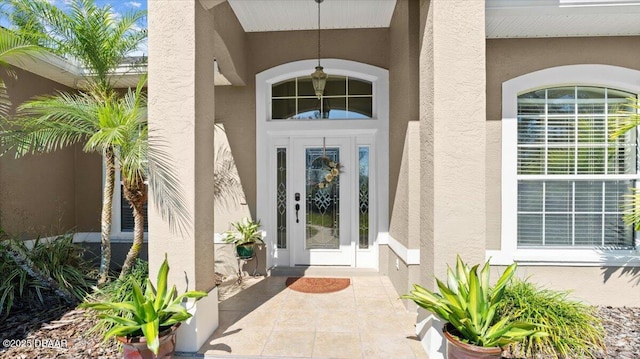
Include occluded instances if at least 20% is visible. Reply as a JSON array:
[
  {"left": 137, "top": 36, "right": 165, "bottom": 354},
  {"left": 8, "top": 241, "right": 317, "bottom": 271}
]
[{"left": 285, "top": 277, "right": 351, "bottom": 294}]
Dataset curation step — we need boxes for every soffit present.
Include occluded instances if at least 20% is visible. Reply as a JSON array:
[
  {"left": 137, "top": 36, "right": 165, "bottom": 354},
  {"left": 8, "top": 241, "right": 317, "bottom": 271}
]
[
  {"left": 487, "top": 0, "right": 640, "bottom": 38},
  {"left": 227, "top": 0, "right": 397, "bottom": 32}
]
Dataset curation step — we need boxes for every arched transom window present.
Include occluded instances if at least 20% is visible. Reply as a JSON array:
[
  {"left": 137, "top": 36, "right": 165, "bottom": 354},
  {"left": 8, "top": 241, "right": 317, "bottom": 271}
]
[{"left": 271, "top": 76, "right": 373, "bottom": 120}]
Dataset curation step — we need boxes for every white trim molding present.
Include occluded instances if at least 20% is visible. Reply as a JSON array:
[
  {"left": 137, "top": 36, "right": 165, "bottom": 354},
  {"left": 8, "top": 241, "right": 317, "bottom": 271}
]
[
  {"left": 378, "top": 232, "right": 420, "bottom": 265},
  {"left": 498, "top": 64, "right": 640, "bottom": 266}
]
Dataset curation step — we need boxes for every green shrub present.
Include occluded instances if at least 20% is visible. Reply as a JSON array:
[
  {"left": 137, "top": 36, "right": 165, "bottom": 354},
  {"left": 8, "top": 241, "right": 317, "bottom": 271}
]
[
  {"left": 402, "top": 256, "right": 544, "bottom": 348},
  {"left": 497, "top": 279, "right": 605, "bottom": 358},
  {"left": 86, "top": 258, "right": 148, "bottom": 334},
  {"left": 0, "top": 234, "right": 96, "bottom": 317}
]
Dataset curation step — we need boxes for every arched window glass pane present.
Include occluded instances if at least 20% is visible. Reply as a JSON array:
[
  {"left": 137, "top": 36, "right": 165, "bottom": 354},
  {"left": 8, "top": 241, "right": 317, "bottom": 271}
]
[{"left": 271, "top": 76, "right": 373, "bottom": 120}]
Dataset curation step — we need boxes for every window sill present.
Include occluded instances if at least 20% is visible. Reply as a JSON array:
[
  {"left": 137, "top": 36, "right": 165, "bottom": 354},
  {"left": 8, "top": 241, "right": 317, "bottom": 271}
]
[{"left": 486, "top": 248, "right": 640, "bottom": 267}]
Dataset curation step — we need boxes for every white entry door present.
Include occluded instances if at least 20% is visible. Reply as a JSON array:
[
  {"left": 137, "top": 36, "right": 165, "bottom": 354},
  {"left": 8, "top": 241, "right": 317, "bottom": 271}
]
[{"left": 291, "top": 137, "right": 355, "bottom": 265}]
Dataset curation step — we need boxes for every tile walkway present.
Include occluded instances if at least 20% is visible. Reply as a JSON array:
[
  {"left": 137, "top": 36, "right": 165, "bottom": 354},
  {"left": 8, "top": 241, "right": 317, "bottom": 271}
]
[{"left": 197, "top": 271, "right": 428, "bottom": 359}]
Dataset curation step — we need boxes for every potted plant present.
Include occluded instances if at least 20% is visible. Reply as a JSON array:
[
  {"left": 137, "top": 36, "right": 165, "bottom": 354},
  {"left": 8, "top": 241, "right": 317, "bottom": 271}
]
[
  {"left": 223, "top": 217, "right": 264, "bottom": 259},
  {"left": 402, "top": 255, "right": 545, "bottom": 359},
  {"left": 81, "top": 254, "right": 207, "bottom": 358}
]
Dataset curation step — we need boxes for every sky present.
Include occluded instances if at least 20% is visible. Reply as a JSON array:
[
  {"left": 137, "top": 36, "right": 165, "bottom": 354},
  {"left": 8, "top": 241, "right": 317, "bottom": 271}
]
[{"left": 1, "top": 0, "right": 148, "bottom": 56}]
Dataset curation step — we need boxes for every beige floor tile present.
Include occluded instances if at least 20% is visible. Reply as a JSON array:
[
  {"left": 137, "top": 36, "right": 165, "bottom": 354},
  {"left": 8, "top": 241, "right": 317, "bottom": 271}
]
[
  {"left": 283, "top": 295, "right": 325, "bottom": 312},
  {"left": 227, "top": 310, "right": 278, "bottom": 333},
  {"left": 201, "top": 329, "right": 270, "bottom": 356},
  {"left": 312, "top": 331, "right": 362, "bottom": 358},
  {"left": 356, "top": 311, "right": 404, "bottom": 336},
  {"left": 351, "top": 276, "right": 383, "bottom": 286},
  {"left": 355, "top": 296, "right": 396, "bottom": 313},
  {"left": 310, "top": 293, "right": 357, "bottom": 310},
  {"left": 262, "top": 330, "right": 316, "bottom": 357},
  {"left": 212, "top": 310, "right": 244, "bottom": 336},
  {"left": 353, "top": 285, "right": 389, "bottom": 299},
  {"left": 316, "top": 309, "right": 360, "bottom": 333},
  {"left": 199, "top": 274, "right": 428, "bottom": 359},
  {"left": 360, "top": 332, "right": 416, "bottom": 359},
  {"left": 273, "top": 309, "right": 317, "bottom": 331}
]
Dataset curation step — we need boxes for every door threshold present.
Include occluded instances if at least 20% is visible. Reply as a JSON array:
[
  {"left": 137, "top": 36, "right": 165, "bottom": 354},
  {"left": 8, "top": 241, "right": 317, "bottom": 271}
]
[{"left": 267, "top": 266, "right": 379, "bottom": 277}]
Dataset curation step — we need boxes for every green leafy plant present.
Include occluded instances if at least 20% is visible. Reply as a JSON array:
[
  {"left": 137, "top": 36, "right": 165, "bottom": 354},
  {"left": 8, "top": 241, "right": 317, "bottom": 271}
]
[
  {"left": 81, "top": 254, "right": 207, "bottom": 355},
  {"left": 86, "top": 259, "right": 148, "bottom": 334},
  {"left": 497, "top": 279, "right": 605, "bottom": 358},
  {"left": 0, "top": 234, "right": 95, "bottom": 317},
  {"left": 402, "top": 255, "right": 544, "bottom": 348},
  {"left": 223, "top": 217, "right": 264, "bottom": 246}
]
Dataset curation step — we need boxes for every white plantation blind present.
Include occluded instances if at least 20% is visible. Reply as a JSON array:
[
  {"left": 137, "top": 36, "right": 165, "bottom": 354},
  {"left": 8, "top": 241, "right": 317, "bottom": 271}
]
[{"left": 517, "top": 86, "right": 637, "bottom": 247}]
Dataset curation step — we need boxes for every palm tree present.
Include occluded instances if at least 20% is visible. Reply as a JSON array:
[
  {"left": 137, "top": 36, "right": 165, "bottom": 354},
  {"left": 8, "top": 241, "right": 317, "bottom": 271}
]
[
  {"left": 4, "top": 0, "right": 146, "bottom": 284},
  {"left": 5, "top": 76, "right": 186, "bottom": 279},
  {"left": 86, "top": 80, "right": 148, "bottom": 279}
]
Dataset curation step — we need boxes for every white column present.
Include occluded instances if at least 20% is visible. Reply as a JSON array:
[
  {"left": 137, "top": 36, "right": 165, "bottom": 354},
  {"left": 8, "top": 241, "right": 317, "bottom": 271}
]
[{"left": 148, "top": 0, "right": 218, "bottom": 352}]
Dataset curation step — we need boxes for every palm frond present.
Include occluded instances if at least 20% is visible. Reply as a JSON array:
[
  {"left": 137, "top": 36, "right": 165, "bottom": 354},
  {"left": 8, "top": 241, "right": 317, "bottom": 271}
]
[
  {"left": 609, "top": 98, "right": 640, "bottom": 233},
  {"left": 6, "top": 0, "right": 146, "bottom": 90},
  {"left": 0, "top": 28, "right": 45, "bottom": 117},
  {"left": 1, "top": 91, "right": 101, "bottom": 157}
]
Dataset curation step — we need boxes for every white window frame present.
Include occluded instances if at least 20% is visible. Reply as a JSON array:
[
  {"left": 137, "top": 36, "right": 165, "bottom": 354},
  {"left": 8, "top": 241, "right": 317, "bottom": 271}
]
[{"left": 490, "top": 64, "right": 640, "bottom": 266}]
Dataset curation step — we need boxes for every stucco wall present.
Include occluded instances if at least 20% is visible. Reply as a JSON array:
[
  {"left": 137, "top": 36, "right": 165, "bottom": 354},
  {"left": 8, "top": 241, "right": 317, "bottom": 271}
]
[
  {"left": 389, "top": 0, "right": 420, "bottom": 235},
  {"left": 215, "top": 27, "right": 390, "bottom": 217},
  {"left": 74, "top": 145, "right": 102, "bottom": 232},
  {"left": 0, "top": 67, "right": 78, "bottom": 237},
  {"left": 485, "top": 36, "right": 640, "bottom": 249}
]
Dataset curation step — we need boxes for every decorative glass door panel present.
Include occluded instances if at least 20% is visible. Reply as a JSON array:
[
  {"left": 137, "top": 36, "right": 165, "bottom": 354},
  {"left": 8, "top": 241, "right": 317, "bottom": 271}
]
[
  {"left": 292, "top": 137, "right": 354, "bottom": 265},
  {"left": 306, "top": 148, "right": 340, "bottom": 250}
]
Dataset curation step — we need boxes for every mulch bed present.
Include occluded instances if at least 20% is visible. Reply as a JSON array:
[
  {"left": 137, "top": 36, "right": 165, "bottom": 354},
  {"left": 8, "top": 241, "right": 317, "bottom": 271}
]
[
  {"left": 0, "top": 303, "right": 119, "bottom": 358},
  {"left": 285, "top": 277, "right": 351, "bottom": 294}
]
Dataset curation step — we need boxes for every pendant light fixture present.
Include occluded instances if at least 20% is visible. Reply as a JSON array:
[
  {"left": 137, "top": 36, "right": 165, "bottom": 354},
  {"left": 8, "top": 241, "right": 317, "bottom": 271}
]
[{"left": 310, "top": 0, "right": 327, "bottom": 99}]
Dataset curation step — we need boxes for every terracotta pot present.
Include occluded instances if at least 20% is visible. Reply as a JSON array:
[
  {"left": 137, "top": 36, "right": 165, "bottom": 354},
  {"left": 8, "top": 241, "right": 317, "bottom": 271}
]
[
  {"left": 443, "top": 323, "right": 502, "bottom": 359},
  {"left": 116, "top": 324, "right": 180, "bottom": 359}
]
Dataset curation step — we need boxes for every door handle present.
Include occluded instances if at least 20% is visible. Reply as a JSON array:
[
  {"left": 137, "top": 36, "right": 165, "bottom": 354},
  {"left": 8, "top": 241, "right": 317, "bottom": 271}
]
[{"left": 295, "top": 203, "right": 300, "bottom": 223}]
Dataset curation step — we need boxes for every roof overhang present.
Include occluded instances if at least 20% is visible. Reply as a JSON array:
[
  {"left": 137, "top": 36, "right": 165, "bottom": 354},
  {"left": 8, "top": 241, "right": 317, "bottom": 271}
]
[
  {"left": 227, "top": 0, "right": 397, "bottom": 32},
  {"left": 486, "top": 0, "right": 640, "bottom": 38},
  {"left": 7, "top": 52, "right": 230, "bottom": 89}
]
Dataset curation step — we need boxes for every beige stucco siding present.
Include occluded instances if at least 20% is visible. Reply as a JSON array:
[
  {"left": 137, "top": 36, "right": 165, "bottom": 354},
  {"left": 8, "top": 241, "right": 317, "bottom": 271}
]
[
  {"left": 485, "top": 36, "right": 640, "bottom": 249},
  {"left": 74, "top": 145, "right": 102, "bottom": 232},
  {"left": 388, "top": 0, "right": 420, "bottom": 249},
  {"left": 215, "top": 28, "right": 390, "bottom": 218},
  {"left": 0, "top": 67, "right": 79, "bottom": 237}
]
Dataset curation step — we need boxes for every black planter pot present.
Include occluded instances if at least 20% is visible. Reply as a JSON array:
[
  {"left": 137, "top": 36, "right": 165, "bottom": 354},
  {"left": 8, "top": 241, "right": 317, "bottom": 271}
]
[{"left": 236, "top": 243, "right": 256, "bottom": 259}]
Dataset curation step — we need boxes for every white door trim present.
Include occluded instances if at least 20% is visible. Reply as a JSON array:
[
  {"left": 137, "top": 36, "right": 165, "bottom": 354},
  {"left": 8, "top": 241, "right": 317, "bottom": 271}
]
[{"left": 256, "top": 59, "right": 389, "bottom": 269}]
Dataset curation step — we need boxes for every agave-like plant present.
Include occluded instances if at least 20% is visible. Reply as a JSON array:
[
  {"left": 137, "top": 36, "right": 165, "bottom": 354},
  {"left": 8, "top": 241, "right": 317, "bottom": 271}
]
[
  {"left": 402, "top": 255, "right": 545, "bottom": 348},
  {"left": 81, "top": 254, "right": 207, "bottom": 355}
]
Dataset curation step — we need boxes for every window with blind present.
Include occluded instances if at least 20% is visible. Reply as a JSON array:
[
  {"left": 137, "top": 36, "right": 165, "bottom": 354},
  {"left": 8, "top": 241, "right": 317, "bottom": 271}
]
[{"left": 517, "top": 86, "right": 637, "bottom": 248}]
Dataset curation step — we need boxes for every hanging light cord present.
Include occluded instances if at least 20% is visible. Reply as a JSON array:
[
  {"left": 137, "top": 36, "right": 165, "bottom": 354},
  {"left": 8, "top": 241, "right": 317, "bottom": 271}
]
[{"left": 317, "top": 0, "right": 321, "bottom": 67}]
